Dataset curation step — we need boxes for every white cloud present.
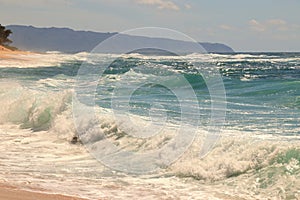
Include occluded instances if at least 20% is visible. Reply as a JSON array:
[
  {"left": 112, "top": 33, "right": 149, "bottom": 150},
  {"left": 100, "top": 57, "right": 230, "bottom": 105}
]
[
  {"left": 219, "top": 24, "right": 235, "bottom": 31},
  {"left": 249, "top": 19, "right": 266, "bottom": 32},
  {"left": 185, "top": 4, "right": 191, "bottom": 9},
  {"left": 135, "top": 0, "right": 180, "bottom": 11},
  {"left": 248, "top": 19, "right": 295, "bottom": 32},
  {"left": 267, "top": 19, "right": 287, "bottom": 26},
  {"left": 266, "top": 19, "right": 288, "bottom": 31}
]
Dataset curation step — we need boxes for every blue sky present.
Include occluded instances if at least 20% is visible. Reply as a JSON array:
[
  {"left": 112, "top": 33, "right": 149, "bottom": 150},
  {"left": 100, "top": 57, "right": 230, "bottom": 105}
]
[{"left": 0, "top": 0, "right": 300, "bottom": 51}]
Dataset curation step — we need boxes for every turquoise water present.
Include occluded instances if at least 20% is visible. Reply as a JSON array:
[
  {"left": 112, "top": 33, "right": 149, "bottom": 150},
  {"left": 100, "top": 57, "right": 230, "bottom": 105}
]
[
  {"left": 1, "top": 52, "right": 299, "bottom": 135},
  {"left": 1, "top": 52, "right": 300, "bottom": 199}
]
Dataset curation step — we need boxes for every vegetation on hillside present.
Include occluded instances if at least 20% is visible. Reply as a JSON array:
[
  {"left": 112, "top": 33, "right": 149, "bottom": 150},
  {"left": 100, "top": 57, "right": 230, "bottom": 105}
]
[
  {"left": 0, "top": 24, "right": 18, "bottom": 50},
  {"left": 0, "top": 24, "right": 13, "bottom": 47}
]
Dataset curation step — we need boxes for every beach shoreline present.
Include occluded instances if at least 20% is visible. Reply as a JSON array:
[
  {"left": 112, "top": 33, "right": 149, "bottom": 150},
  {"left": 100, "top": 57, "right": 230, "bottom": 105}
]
[
  {"left": 0, "top": 183, "right": 89, "bottom": 200},
  {"left": 0, "top": 45, "right": 36, "bottom": 60},
  {"left": 0, "top": 46, "right": 86, "bottom": 200}
]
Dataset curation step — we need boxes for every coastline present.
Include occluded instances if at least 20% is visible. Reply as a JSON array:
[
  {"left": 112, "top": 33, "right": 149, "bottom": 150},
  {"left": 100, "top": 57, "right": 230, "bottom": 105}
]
[
  {"left": 0, "top": 47, "right": 90, "bottom": 200},
  {"left": 0, "top": 183, "right": 89, "bottom": 200},
  {"left": 0, "top": 45, "right": 35, "bottom": 60}
]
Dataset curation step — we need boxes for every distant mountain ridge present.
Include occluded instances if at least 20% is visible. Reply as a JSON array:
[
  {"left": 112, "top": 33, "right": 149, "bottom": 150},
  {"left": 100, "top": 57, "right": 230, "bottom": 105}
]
[{"left": 7, "top": 25, "right": 234, "bottom": 54}]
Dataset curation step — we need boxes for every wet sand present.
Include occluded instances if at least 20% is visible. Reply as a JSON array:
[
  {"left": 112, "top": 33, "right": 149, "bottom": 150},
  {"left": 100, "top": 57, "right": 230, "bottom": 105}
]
[{"left": 0, "top": 183, "right": 89, "bottom": 200}]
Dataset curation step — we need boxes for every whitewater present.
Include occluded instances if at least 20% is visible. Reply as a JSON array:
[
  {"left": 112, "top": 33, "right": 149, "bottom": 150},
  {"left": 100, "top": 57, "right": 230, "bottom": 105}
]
[{"left": 0, "top": 51, "right": 300, "bottom": 199}]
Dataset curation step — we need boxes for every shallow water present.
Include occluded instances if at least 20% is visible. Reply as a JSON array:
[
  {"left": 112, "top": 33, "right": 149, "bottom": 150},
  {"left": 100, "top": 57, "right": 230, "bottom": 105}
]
[{"left": 0, "top": 52, "right": 299, "bottom": 199}]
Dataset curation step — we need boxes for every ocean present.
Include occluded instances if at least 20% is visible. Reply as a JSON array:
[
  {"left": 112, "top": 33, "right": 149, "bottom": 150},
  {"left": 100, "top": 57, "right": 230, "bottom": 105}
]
[{"left": 0, "top": 52, "right": 300, "bottom": 199}]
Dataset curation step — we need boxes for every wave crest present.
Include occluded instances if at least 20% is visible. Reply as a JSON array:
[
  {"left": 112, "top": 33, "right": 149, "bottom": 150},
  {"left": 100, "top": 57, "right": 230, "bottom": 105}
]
[{"left": 0, "top": 81, "right": 72, "bottom": 132}]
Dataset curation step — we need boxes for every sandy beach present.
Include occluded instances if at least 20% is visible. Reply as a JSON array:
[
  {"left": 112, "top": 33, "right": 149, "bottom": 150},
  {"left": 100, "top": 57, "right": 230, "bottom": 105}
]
[
  {"left": 0, "top": 45, "right": 34, "bottom": 60},
  {"left": 0, "top": 183, "right": 88, "bottom": 200}
]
